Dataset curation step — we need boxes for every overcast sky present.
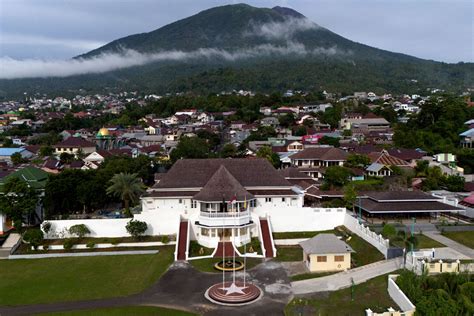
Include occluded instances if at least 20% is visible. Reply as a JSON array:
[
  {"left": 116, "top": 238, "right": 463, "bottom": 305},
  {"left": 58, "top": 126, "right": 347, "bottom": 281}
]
[{"left": 0, "top": 0, "right": 472, "bottom": 63}]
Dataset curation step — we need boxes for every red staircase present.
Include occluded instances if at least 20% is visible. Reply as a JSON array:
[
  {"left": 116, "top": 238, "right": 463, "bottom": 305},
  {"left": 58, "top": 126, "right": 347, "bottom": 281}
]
[
  {"left": 176, "top": 221, "right": 188, "bottom": 260},
  {"left": 260, "top": 219, "right": 274, "bottom": 258},
  {"left": 214, "top": 242, "right": 238, "bottom": 258}
]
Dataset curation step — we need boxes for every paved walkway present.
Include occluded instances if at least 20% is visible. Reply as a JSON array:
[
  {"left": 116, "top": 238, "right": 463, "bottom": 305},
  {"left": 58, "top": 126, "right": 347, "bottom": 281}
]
[
  {"left": 291, "top": 258, "right": 403, "bottom": 295},
  {"left": 423, "top": 231, "right": 474, "bottom": 259},
  {"left": 0, "top": 233, "right": 20, "bottom": 259},
  {"left": 0, "top": 261, "right": 293, "bottom": 316}
]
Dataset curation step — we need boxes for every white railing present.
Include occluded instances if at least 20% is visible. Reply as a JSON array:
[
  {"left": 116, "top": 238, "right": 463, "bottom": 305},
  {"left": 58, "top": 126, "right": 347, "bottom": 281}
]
[
  {"left": 198, "top": 210, "right": 251, "bottom": 227},
  {"left": 199, "top": 210, "right": 250, "bottom": 218}
]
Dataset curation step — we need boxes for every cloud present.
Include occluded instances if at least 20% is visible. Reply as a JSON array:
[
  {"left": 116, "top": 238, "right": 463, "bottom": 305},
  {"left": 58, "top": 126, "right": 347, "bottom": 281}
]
[
  {"left": 0, "top": 44, "right": 348, "bottom": 79},
  {"left": 1, "top": 33, "right": 106, "bottom": 52},
  {"left": 246, "top": 17, "right": 320, "bottom": 40}
]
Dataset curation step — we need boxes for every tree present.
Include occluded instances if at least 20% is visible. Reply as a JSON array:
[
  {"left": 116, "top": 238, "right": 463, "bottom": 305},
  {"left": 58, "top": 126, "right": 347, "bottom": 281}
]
[
  {"left": 11, "top": 152, "right": 26, "bottom": 165},
  {"left": 381, "top": 224, "right": 397, "bottom": 238},
  {"left": 0, "top": 177, "right": 38, "bottom": 225},
  {"left": 278, "top": 113, "right": 295, "bottom": 128},
  {"left": 23, "top": 228, "right": 44, "bottom": 250},
  {"left": 442, "top": 175, "right": 465, "bottom": 192},
  {"left": 106, "top": 173, "right": 145, "bottom": 213},
  {"left": 170, "top": 136, "right": 209, "bottom": 162},
  {"left": 69, "top": 224, "right": 90, "bottom": 239},
  {"left": 343, "top": 184, "right": 357, "bottom": 213},
  {"left": 323, "top": 166, "right": 351, "bottom": 189},
  {"left": 256, "top": 146, "right": 280, "bottom": 168},
  {"left": 59, "top": 152, "right": 74, "bottom": 164},
  {"left": 39, "top": 146, "right": 54, "bottom": 157},
  {"left": 126, "top": 220, "right": 148, "bottom": 240},
  {"left": 294, "top": 126, "right": 307, "bottom": 136},
  {"left": 220, "top": 143, "right": 238, "bottom": 158},
  {"left": 345, "top": 154, "right": 371, "bottom": 168},
  {"left": 319, "top": 136, "right": 340, "bottom": 147}
]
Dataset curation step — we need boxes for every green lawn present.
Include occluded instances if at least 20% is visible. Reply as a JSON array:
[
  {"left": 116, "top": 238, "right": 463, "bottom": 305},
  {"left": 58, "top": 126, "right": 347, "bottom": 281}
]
[
  {"left": 390, "top": 234, "right": 445, "bottom": 249},
  {"left": 285, "top": 273, "right": 401, "bottom": 316},
  {"left": 189, "top": 257, "right": 263, "bottom": 273},
  {"left": 442, "top": 231, "right": 474, "bottom": 249},
  {"left": 274, "top": 246, "right": 303, "bottom": 262},
  {"left": 40, "top": 306, "right": 196, "bottom": 316},
  {"left": 273, "top": 230, "right": 335, "bottom": 240},
  {"left": 344, "top": 235, "right": 385, "bottom": 267},
  {"left": 0, "top": 246, "right": 175, "bottom": 306}
]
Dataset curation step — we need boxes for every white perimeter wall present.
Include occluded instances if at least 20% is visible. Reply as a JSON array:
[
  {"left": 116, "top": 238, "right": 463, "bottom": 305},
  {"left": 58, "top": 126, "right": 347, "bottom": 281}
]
[
  {"left": 344, "top": 213, "right": 389, "bottom": 258},
  {"left": 257, "top": 207, "right": 347, "bottom": 232},
  {"left": 45, "top": 204, "right": 181, "bottom": 239},
  {"left": 387, "top": 275, "right": 416, "bottom": 314},
  {"left": 0, "top": 213, "right": 5, "bottom": 234}
]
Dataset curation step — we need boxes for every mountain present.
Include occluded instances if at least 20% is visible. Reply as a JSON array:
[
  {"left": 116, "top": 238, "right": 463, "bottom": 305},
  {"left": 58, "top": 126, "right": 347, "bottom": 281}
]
[{"left": 0, "top": 4, "right": 472, "bottom": 98}]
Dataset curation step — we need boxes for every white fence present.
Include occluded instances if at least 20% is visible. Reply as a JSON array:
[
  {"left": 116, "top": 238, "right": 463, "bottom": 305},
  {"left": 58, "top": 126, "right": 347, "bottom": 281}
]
[
  {"left": 43, "top": 211, "right": 180, "bottom": 239},
  {"left": 387, "top": 275, "right": 416, "bottom": 314},
  {"left": 264, "top": 207, "right": 346, "bottom": 232},
  {"left": 344, "top": 214, "right": 390, "bottom": 258}
]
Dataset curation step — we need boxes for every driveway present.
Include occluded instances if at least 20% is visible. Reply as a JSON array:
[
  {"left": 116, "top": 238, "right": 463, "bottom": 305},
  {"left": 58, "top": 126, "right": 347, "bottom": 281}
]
[
  {"left": 291, "top": 258, "right": 403, "bottom": 295},
  {"left": 423, "top": 231, "right": 474, "bottom": 259},
  {"left": 0, "top": 261, "right": 293, "bottom": 316}
]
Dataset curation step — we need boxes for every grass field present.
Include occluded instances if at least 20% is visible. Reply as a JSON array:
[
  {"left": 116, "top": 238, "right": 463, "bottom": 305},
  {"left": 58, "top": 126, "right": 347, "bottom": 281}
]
[
  {"left": 442, "top": 231, "right": 474, "bottom": 249},
  {"left": 347, "top": 235, "right": 385, "bottom": 267},
  {"left": 390, "top": 234, "right": 445, "bottom": 249},
  {"left": 273, "top": 230, "right": 335, "bottom": 240},
  {"left": 274, "top": 246, "right": 303, "bottom": 262},
  {"left": 40, "top": 306, "right": 196, "bottom": 316},
  {"left": 0, "top": 246, "right": 174, "bottom": 306},
  {"left": 285, "top": 273, "right": 401, "bottom": 316},
  {"left": 189, "top": 257, "right": 263, "bottom": 273}
]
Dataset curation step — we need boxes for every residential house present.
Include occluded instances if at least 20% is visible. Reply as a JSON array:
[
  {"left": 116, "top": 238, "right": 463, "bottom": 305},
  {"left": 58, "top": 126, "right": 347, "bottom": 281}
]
[
  {"left": 0, "top": 147, "right": 33, "bottom": 164},
  {"left": 54, "top": 137, "right": 96, "bottom": 157}
]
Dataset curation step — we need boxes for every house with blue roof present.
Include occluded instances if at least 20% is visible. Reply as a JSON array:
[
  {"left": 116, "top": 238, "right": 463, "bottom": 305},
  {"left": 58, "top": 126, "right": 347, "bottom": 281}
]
[
  {"left": 0, "top": 147, "right": 33, "bottom": 164},
  {"left": 460, "top": 128, "right": 474, "bottom": 149}
]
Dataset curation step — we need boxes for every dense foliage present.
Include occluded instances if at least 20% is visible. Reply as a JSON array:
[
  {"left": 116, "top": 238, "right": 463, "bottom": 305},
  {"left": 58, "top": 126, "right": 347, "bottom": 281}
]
[{"left": 396, "top": 270, "right": 474, "bottom": 315}]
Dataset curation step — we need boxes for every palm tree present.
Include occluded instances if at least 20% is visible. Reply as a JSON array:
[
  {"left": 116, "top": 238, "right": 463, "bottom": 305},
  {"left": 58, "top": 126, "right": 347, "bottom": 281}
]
[{"left": 106, "top": 173, "right": 145, "bottom": 215}]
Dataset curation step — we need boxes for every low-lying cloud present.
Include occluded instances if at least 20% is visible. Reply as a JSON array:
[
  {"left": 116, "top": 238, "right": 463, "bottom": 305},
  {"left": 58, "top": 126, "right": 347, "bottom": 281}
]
[
  {"left": 0, "top": 43, "right": 347, "bottom": 79},
  {"left": 246, "top": 17, "right": 320, "bottom": 40}
]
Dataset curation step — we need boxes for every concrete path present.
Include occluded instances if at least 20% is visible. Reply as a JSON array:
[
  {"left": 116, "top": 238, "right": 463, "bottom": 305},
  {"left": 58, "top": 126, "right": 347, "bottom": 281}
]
[
  {"left": 0, "top": 233, "right": 20, "bottom": 259},
  {"left": 423, "top": 231, "right": 474, "bottom": 259},
  {"left": 291, "top": 258, "right": 403, "bottom": 295}
]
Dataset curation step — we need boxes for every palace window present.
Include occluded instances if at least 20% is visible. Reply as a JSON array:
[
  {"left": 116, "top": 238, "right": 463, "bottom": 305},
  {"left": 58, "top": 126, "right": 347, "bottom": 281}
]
[
  {"left": 178, "top": 199, "right": 183, "bottom": 204},
  {"left": 265, "top": 197, "right": 272, "bottom": 203},
  {"left": 201, "top": 228, "right": 209, "bottom": 236},
  {"left": 282, "top": 197, "right": 286, "bottom": 202},
  {"left": 250, "top": 200, "right": 256, "bottom": 207},
  {"left": 191, "top": 200, "right": 197, "bottom": 208},
  {"left": 317, "top": 256, "right": 327, "bottom": 262}
]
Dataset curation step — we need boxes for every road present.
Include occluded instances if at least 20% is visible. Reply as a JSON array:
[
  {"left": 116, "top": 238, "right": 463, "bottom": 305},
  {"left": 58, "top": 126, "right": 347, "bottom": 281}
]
[
  {"left": 423, "top": 231, "right": 474, "bottom": 259},
  {"left": 291, "top": 258, "right": 403, "bottom": 295}
]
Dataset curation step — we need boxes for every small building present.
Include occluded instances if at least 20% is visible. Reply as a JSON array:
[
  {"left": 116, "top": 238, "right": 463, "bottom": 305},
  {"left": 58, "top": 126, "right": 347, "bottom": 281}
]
[
  {"left": 299, "top": 233, "right": 354, "bottom": 272},
  {"left": 54, "top": 137, "right": 96, "bottom": 157}
]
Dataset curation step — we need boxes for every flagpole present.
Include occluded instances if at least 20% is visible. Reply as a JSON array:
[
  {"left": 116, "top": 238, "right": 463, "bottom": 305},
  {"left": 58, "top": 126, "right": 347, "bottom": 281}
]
[
  {"left": 243, "top": 195, "right": 247, "bottom": 287},
  {"left": 232, "top": 194, "right": 236, "bottom": 285},
  {"left": 222, "top": 198, "right": 225, "bottom": 290}
]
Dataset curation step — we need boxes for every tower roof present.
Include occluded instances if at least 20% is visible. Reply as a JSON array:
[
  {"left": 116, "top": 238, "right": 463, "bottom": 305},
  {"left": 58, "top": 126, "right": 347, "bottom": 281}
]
[{"left": 192, "top": 165, "right": 254, "bottom": 202}]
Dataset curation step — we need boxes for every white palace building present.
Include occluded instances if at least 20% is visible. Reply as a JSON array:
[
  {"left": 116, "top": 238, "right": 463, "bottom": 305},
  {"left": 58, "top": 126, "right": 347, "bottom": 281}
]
[
  {"left": 43, "top": 158, "right": 347, "bottom": 259},
  {"left": 38, "top": 158, "right": 461, "bottom": 260}
]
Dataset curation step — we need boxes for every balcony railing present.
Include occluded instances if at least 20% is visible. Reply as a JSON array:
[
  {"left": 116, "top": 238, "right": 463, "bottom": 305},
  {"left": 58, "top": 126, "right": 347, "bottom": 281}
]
[{"left": 198, "top": 210, "right": 251, "bottom": 226}]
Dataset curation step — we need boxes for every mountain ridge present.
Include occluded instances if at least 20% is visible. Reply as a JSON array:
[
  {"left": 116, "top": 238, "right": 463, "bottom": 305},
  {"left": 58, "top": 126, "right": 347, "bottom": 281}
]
[{"left": 0, "top": 4, "right": 472, "bottom": 98}]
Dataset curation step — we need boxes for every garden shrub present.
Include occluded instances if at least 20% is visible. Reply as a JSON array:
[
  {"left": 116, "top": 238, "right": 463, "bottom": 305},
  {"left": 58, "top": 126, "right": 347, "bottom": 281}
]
[
  {"left": 63, "top": 239, "right": 75, "bottom": 250},
  {"left": 23, "top": 228, "right": 44, "bottom": 250}
]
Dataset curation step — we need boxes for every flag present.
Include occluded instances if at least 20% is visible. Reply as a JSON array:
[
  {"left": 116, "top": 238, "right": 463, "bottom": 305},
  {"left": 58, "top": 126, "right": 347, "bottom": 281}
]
[
  {"left": 229, "top": 194, "right": 237, "bottom": 204},
  {"left": 243, "top": 196, "right": 247, "bottom": 210}
]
